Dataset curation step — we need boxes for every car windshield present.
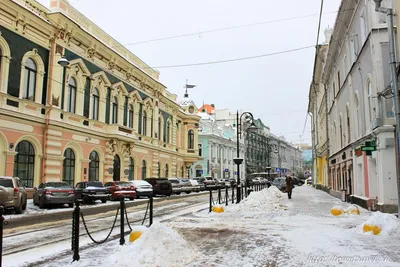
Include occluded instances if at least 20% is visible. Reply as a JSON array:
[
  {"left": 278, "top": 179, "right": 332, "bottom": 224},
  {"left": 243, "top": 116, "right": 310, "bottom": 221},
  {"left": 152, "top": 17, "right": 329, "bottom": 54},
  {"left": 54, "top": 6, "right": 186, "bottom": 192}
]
[
  {"left": 87, "top": 182, "right": 103, "bottom": 187},
  {"left": 45, "top": 182, "right": 72, "bottom": 189},
  {"left": 132, "top": 181, "right": 150, "bottom": 186},
  {"left": 115, "top": 182, "right": 131, "bottom": 187},
  {"left": 169, "top": 179, "right": 179, "bottom": 184},
  {"left": 0, "top": 179, "right": 13, "bottom": 187},
  {"left": 181, "top": 179, "right": 190, "bottom": 182}
]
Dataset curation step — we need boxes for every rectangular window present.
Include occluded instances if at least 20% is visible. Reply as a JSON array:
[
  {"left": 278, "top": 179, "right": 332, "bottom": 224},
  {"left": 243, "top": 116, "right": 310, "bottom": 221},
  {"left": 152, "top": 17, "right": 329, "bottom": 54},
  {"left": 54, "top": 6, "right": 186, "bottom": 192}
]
[
  {"left": 105, "top": 88, "right": 111, "bottom": 124},
  {"left": 83, "top": 78, "right": 90, "bottom": 118},
  {"left": 123, "top": 97, "right": 128, "bottom": 126},
  {"left": 138, "top": 104, "right": 143, "bottom": 134},
  {"left": 198, "top": 144, "right": 202, "bottom": 156}
]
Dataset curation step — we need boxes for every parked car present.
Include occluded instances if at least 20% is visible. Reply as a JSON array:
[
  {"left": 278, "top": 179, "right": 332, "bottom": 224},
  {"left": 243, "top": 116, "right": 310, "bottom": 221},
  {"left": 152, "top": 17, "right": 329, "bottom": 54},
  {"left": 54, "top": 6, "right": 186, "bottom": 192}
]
[
  {"left": 306, "top": 177, "right": 313, "bottom": 186},
  {"left": 260, "top": 178, "right": 271, "bottom": 188},
  {"left": 168, "top": 178, "right": 183, "bottom": 195},
  {"left": 74, "top": 181, "right": 111, "bottom": 204},
  {"left": 104, "top": 181, "right": 136, "bottom": 201},
  {"left": 272, "top": 177, "right": 287, "bottom": 192},
  {"left": 179, "top": 178, "right": 194, "bottom": 193},
  {"left": 189, "top": 179, "right": 201, "bottom": 192},
  {"left": 0, "top": 176, "right": 27, "bottom": 214},
  {"left": 292, "top": 177, "right": 305, "bottom": 186},
  {"left": 192, "top": 178, "right": 206, "bottom": 191},
  {"left": 203, "top": 177, "right": 217, "bottom": 189},
  {"left": 33, "top": 181, "right": 75, "bottom": 208},
  {"left": 252, "top": 177, "right": 262, "bottom": 185},
  {"left": 145, "top": 178, "right": 172, "bottom": 196},
  {"left": 129, "top": 180, "right": 153, "bottom": 198}
]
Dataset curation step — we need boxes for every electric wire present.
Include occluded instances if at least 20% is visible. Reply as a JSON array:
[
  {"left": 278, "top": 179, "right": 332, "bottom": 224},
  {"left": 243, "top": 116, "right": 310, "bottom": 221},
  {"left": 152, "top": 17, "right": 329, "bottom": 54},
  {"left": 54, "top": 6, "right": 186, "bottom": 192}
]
[{"left": 123, "top": 11, "right": 340, "bottom": 46}]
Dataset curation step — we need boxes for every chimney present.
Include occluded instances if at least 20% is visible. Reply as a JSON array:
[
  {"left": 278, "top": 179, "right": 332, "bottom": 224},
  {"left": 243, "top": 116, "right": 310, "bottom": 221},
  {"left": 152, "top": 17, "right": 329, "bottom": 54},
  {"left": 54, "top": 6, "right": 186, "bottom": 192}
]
[{"left": 324, "top": 27, "right": 333, "bottom": 44}]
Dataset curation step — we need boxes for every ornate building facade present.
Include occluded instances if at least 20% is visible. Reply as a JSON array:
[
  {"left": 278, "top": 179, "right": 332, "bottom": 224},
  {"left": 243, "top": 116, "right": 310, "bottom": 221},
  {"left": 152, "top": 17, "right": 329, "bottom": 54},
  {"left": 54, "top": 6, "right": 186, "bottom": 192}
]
[{"left": 0, "top": 0, "right": 200, "bottom": 194}]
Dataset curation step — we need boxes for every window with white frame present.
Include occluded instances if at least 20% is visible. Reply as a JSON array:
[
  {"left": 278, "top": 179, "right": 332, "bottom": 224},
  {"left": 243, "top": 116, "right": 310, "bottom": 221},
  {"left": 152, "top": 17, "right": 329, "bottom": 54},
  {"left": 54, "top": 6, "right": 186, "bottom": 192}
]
[
  {"left": 128, "top": 104, "right": 134, "bottom": 128},
  {"left": 112, "top": 96, "right": 118, "bottom": 124},
  {"left": 92, "top": 88, "right": 99, "bottom": 120},
  {"left": 67, "top": 77, "right": 77, "bottom": 113},
  {"left": 142, "top": 111, "right": 147, "bottom": 136},
  {"left": 23, "top": 58, "right": 37, "bottom": 100}
]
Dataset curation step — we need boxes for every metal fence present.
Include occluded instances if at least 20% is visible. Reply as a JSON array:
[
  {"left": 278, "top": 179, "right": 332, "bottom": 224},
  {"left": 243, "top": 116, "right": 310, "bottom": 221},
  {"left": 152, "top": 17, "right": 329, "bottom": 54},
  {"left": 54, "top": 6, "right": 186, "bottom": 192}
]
[{"left": 71, "top": 197, "right": 153, "bottom": 262}]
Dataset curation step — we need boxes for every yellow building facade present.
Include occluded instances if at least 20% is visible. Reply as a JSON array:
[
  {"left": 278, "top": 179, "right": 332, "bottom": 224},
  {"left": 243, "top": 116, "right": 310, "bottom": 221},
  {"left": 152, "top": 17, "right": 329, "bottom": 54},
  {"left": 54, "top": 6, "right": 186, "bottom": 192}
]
[{"left": 0, "top": 0, "right": 200, "bottom": 194}]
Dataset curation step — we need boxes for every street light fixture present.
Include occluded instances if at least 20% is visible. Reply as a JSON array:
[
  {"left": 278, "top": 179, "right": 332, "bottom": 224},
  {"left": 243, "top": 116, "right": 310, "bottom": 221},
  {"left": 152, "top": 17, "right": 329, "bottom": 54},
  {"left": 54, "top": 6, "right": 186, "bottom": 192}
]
[
  {"left": 235, "top": 110, "right": 257, "bottom": 203},
  {"left": 57, "top": 56, "right": 69, "bottom": 68}
]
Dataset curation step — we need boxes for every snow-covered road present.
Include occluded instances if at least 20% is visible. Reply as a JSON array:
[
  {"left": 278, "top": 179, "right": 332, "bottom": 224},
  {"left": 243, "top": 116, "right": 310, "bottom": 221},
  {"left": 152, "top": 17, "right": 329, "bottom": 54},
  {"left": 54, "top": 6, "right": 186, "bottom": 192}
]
[{"left": 7, "top": 185, "right": 400, "bottom": 267}]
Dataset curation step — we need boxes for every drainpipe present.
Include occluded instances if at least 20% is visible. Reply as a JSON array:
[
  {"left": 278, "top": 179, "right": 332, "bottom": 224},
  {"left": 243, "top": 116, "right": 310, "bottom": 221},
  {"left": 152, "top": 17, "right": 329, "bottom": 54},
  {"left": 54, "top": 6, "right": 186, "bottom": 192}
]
[
  {"left": 42, "top": 37, "right": 57, "bottom": 183},
  {"left": 313, "top": 83, "right": 319, "bottom": 185},
  {"left": 324, "top": 83, "right": 330, "bottom": 189},
  {"left": 374, "top": 0, "right": 400, "bottom": 216}
]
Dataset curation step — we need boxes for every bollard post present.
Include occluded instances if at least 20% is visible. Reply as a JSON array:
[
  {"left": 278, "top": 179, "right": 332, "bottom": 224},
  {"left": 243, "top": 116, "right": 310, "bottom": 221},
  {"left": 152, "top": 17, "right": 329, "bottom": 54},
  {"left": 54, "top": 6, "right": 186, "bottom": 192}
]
[
  {"left": 72, "top": 200, "right": 80, "bottom": 262},
  {"left": 209, "top": 190, "right": 212, "bottom": 212},
  {"left": 225, "top": 186, "right": 228, "bottom": 206},
  {"left": 232, "top": 186, "right": 234, "bottom": 204},
  {"left": 0, "top": 206, "right": 3, "bottom": 267},
  {"left": 149, "top": 197, "right": 153, "bottom": 226},
  {"left": 120, "top": 197, "right": 125, "bottom": 245},
  {"left": 245, "top": 183, "right": 247, "bottom": 198},
  {"left": 218, "top": 188, "right": 221, "bottom": 204}
]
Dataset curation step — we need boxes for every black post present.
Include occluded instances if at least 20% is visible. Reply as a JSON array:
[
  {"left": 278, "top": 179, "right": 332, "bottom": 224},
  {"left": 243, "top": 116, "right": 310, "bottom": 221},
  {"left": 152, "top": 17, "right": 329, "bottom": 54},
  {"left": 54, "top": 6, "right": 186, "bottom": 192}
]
[
  {"left": 209, "top": 190, "right": 212, "bottom": 212},
  {"left": 149, "top": 197, "right": 153, "bottom": 226},
  {"left": 236, "top": 111, "right": 241, "bottom": 204},
  {"left": 242, "top": 185, "right": 244, "bottom": 200},
  {"left": 218, "top": 188, "right": 221, "bottom": 204},
  {"left": 245, "top": 182, "right": 247, "bottom": 198},
  {"left": 120, "top": 197, "right": 125, "bottom": 245},
  {"left": 225, "top": 186, "right": 228, "bottom": 206},
  {"left": 0, "top": 207, "right": 3, "bottom": 267},
  {"left": 72, "top": 200, "right": 80, "bottom": 262},
  {"left": 232, "top": 185, "right": 234, "bottom": 204}
]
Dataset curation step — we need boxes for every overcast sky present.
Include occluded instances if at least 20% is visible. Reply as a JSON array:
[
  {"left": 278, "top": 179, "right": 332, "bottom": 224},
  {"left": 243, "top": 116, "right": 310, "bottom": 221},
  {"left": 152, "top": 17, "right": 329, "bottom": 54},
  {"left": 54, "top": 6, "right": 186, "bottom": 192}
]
[{"left": 38, "top": 0, "right": 341, "bottom": 144}]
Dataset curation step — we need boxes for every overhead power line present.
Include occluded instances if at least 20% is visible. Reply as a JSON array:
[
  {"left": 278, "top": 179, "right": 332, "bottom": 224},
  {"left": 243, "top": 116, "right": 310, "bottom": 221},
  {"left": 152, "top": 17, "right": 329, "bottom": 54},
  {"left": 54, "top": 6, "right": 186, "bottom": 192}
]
[
  {"left": 147, "top": 45, "right": 314, "bottom": 69},
  {"left": 301, "top": 0, "right": 325, "bottom": 139},
  {"left": 123, "top": 11, "right": 338, "bottom": 46}
]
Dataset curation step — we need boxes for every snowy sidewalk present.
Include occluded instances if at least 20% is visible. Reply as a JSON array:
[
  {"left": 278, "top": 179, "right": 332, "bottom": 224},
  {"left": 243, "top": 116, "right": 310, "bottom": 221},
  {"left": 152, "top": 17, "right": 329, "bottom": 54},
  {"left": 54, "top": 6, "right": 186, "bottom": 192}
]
[{"left": 35, "top": 185, "right": 400, "bottom": 267}]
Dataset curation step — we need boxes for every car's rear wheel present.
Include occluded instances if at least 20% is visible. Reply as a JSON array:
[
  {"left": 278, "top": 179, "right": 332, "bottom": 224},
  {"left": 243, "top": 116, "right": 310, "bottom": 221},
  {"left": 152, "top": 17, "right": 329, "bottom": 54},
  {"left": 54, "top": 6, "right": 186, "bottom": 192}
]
[
  {"left": 22, "top": 198, "right": 27, "bottom": 210},
  {"left": 15, "top": 202, "right": 23, "bottom": 214},
  {"left": 39, "top": 197, "right": 46, "bottom": 209},
  {"left": 129, "top": 197, "right": 134, "bottom": 201},
  {"left": 101, "top": 199, "right": 107, "bottom": 203},
  {"left": 298, "top": 182, "right": 302, "bottom": 186},
  {"left": 68, "top": 203, "right": 73, "bottom": 208}
]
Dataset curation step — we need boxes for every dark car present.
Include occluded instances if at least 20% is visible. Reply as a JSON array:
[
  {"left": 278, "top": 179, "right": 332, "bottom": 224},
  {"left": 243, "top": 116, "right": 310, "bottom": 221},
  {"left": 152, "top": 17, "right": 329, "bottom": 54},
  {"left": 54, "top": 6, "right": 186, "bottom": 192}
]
[
  {"left": 33, "top": 181, "right": 75, "bottom": 208},
  {"left": 203, "top": 177, "right": 217, "bottom": 189},
  {"left": 292, "top": 177, "right": 305, "bottom": 186},
  {"left": 272, "top": 177, "right": 287, "bottom": 192},
  {"left": 74, "top": 181, "right": 111, "bottom": 204},
  {"left": 145, "top": 178, "right": 172, "bottom": 197},
  {"left": 104, "top": 181, "right": 136, "bottom": 201}
]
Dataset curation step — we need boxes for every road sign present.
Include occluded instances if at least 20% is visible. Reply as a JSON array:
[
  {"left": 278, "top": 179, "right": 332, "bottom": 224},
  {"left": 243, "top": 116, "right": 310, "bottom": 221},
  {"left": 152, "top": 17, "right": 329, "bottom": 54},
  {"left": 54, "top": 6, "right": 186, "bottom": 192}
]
[
  {"left": 224, "top": 169, "right": 229, "bottom": 172},
  {"left": 234, "top": 171, "right": 237, "bottom": 175},
  {"left": 199, "top": 170, "right": 203, "bottom": 174},
  {"left": 361, "top": 146, "right": 376, "bottom": 151},
  {"left": 276, "top": 168, "right": 281, "bottom": 172}
]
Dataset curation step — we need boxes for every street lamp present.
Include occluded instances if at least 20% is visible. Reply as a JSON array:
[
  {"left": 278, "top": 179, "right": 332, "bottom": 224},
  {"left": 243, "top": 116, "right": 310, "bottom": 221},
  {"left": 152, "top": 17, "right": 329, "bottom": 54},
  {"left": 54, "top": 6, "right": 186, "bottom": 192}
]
[{"left": 234, "top": 110, "right": 257, "bottom": 203}]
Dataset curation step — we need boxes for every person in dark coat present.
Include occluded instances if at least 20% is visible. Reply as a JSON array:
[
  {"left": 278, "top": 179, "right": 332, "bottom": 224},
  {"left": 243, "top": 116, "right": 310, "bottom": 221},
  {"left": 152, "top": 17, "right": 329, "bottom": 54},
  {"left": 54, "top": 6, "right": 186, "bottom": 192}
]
[{"left": 285, "top": 175, "right": 293, "bottom": 199}]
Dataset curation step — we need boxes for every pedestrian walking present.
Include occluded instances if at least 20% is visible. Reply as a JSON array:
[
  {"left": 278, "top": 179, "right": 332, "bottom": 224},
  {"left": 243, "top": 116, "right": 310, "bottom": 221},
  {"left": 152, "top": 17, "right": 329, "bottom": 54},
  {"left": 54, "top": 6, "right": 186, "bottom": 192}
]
[{"left": 286, "top": 175, "right": 293, "bottom": 199}]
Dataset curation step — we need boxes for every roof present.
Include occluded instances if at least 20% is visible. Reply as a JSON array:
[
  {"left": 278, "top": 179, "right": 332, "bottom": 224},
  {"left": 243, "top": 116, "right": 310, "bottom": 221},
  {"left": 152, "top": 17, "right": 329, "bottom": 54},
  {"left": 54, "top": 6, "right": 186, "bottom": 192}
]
[{"left": 198, "top": 104, "right": 215, "bottom": 114}]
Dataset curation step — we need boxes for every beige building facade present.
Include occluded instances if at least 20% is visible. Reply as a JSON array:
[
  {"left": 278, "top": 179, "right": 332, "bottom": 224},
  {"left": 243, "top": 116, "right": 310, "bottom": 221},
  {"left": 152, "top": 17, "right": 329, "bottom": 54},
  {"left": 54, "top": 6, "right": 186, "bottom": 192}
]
[{"left": 0, "top": 0, "right": 200, "bottom": 195}]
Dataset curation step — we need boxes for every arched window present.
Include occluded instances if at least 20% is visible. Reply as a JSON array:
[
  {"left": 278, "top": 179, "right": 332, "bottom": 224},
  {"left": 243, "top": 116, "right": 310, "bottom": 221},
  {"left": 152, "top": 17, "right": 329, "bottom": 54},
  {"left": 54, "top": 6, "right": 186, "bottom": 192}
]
[
  {"left": 128, "top": 104, "right": 134, "bottom": 128},
  {"left": 128, "top": 157, "right": 134, "bottom": 180},
  {"left": 141, "top": 160, "right": 147, "bottom": 180},
  {"left": 181, "top": 166, "right": 184, "bottom": 177},
  {"left": 62, "top": 148, "right": 75, "bottom": 186},
  {"left": 157, "top": 162, "right": 161, "bottom": 178},
  {"left": 165, "top": 164, "right": 169, "bottom": 178},
  {"left": 346, "top": 107, "right": 351, "bottom": 144},
  {"left": 142, "top": 111, "right": 147, "bottom": 136},
  {"left": 176, "top": 123, "right": 180, "bottom": 147},
  {"left": 112, "top": 97, "right": 118, "bottom": 124},
  {"left": 13, "top": 141, "right": 35, "bottom": 187},
  {"left": 23, "top": 58, "right": 37, "bottom": 100},
  {"left": 339, "top": 117, "right": 343, "bottom": 148},
  {"left": 166, "top": 121, "right": 171, "bottom": 143},
  {"left": 158, "top": 118, "right": 162, "bottom": 140},
  {"left": 113, "top": 154, "right": 121, "bottom": 181},
  {"left": 188, "top": 129, "right": 194, "bottom": 149},
  {"left": 92, "top": 88, "right": 99, "bottom": 120},
  {"left": 355, "top": 93, "right": 361, "bottom": 138},
  {"left": 367, "top": 81, "right": 373, "bottom": 128},
  {"left": 89, "top": 151, "right": 99, "bottom": 181}
]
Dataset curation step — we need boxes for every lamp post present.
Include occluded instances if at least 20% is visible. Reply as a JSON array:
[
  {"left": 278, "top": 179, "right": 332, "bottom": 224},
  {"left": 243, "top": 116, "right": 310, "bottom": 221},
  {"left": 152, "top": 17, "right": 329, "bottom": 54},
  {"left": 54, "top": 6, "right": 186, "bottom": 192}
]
[{"left": 234, "top": 110, "right": 257, "bottom": 203}]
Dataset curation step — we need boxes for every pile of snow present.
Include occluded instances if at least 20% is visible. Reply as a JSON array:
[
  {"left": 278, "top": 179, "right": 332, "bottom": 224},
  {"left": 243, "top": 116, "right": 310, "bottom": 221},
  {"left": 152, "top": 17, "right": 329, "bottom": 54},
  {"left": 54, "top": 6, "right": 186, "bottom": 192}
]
[
  {"left": 357, "top": 212, "right": 400, "bottom": 235},
  {"left": 70, "top": 223, "right": 198, "bottom": 267},
  {"left": 227, "top": 186, "right": 285, "bottom": 212}
]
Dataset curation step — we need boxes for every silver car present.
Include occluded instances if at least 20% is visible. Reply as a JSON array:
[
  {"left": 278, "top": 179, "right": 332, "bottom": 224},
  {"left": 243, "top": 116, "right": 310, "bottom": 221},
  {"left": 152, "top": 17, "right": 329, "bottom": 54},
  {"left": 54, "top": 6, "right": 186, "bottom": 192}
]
[
  {"left": 129, "top": 180, "right": 153, "bottom": 198},
  {"left": 0, "top": 176, "right": 27, "bottom": 214}
]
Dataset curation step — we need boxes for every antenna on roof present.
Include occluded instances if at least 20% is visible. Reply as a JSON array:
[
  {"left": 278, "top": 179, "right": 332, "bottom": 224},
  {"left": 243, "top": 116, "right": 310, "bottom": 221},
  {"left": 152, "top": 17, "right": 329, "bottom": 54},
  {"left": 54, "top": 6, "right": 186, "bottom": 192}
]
[{"left": 184, "top": 79, "right": 196, "bottom": 97}]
